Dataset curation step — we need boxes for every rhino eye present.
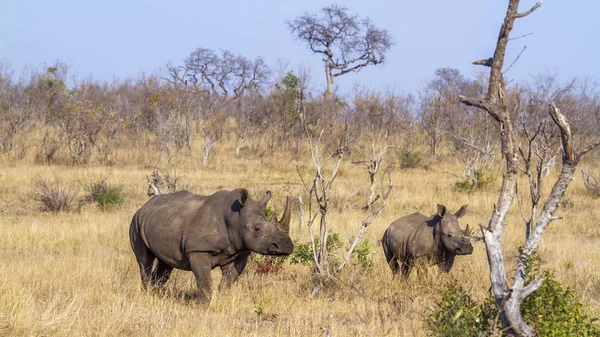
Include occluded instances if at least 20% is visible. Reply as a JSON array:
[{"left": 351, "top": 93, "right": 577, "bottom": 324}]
[
  {"left": 447, "top": 233, "right": 452, "bottom": 238},
  {"left": 254, "top": 225, "right": 261, "bottom": 232}
]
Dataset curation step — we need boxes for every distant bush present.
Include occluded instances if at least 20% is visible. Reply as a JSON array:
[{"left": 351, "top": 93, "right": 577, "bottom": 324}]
[
  {"left": 33, "top": 177, "right": 77, "bottom": 212},
  {"left": 454, "top": 169, "right": 495, "bottom": 193},
  {"left": 426, "top": 252, "right": 600, "bottom": 336},
  {"left": 85, "top": 179, "right": 125, "bottom": 212},
  {"left": 400, "top": 150, "right": 422, "bottom": 170}
]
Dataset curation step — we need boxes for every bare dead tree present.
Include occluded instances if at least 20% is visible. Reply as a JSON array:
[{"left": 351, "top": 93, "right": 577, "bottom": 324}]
[
  {"left": 419, "top": 68, "right": 478, "bottom": 156},
  {"left": 167, "top": 48, "right": 271, "bottom": 99},
  {"left": 352, "top": 131, "right": 395, "bottom": 210},
  {"left": 459, "top": 1, "right": 600, "bottom": 335},
  {"left": 299, "top": 126, "right": 393, "bottom": 297},
  {"left": 516, "top": 115, "right": 559, "bottom": 238},
  {"left": 200, "top": 110, "right": 227, "bottom": 166},
  {"left": 453, "top": 133, "right": 498, "bottom": 190},
  {"left": 0, "top": 64, "right": 30, "bottom": 154},
  {"left": 287, "top": 5, "right": 394, "bottom": 97},
  {"left": 420, "top": 93, "right": 445, "bottom": 156},
  {"left": 335, "top": 164, "right": 392, "bottom": 274},
  {"left": 297, "top": 127, "right": 344, "bottom": 285}
]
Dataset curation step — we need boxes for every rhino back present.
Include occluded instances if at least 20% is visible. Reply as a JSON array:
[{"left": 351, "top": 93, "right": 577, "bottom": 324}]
[
  {"left": 137, "top": 190, "right": 220, "bottom": 269},
  {"left": 384, "top": 213, "right": 437, "bottom": 259}
]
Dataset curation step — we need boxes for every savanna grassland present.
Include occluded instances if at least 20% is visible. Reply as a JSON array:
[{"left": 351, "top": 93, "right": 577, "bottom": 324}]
[{"left": 1, "top": 127, "right": 600, "bottom": 337}]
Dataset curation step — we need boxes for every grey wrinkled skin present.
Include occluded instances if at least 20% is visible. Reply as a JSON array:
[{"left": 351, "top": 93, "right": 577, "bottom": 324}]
[
  {"left": 382, "top": 204, "right": 473, "bottom": 276},
  {"left": 129, "top": 188, "right": 293, "bottom": 300}
]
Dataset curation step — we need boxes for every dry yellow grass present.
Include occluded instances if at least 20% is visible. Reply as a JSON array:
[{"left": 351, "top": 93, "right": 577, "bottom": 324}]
[{"left": 1, "top": 135, "right": 599, "bottom": 336}]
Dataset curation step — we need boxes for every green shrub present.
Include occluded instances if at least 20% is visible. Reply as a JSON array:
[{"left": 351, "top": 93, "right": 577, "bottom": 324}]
[
  {"left": 454, "top": 169, "right": 495, "bottom": 193},
  {"left": 289, "top": 240, "right": 313, "bottom": 266},
  {"left": 454, "top": 178, "right": 475, "bottom": 193},
  {"left": 426, "top": 252, "right": 600, "bottom": 337},
  {"left": 426, "top": 283, "right": 496, "bottom": 337},
  {"left": 265, "top": 205, "right": 280, "bottom": 221},
  {"left": 289, "top": 233, "right": 343, "bottom": 269},
  {"left": 86, "top": 179, "right": 125, "bottom": 212},
  {"left": 290, "top": 235, "right": 375, "bottom": 273},
  {"left": 400, "top": 150, "right": 422, "bottom": 170},
  {"left": 519, "top": 253, "right": 600, "bottom": 337},
  {"left": 352, "top": 239, "right": 375, "bottom": 272}
]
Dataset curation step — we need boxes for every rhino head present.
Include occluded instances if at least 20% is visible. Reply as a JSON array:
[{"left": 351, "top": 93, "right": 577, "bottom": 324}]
[
  {"left": 232, "top": 189, "right": 294, "bottom": 256},
  {"left": 437, "top": 204, "right": 473, "bottom": 255}
]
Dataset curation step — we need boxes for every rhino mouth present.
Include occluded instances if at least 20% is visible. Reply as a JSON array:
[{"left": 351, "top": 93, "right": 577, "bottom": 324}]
[
  {"left": 454, "top": 244, "right": 474, "bottom": 255},
  {"left": 268, "top": 241, "right": 294, "bottom": 256}
]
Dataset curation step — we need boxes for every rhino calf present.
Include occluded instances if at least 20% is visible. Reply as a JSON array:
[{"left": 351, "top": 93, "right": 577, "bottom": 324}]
[
  {"left": 129, "top": 188, "right": 293, "bottom": 300},
  {"left": 382, "top": 204, "right": 473, "bottom": 276}
]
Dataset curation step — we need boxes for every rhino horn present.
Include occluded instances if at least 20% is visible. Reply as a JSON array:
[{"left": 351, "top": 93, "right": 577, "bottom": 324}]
[
  {"left": 278, "top": 196, "right": 292, "bottom": 233},
  {"left": 464, "top": 223, "right": 484, "bottom": 241},
  {"left": 463, "top": 224, "right": 472, "bottom": 237}
]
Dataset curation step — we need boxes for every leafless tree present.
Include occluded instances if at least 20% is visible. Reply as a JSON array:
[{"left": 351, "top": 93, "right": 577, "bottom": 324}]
[
  {"left": 352, "top": 131, "right": 395, "bottom": 210},
  {"left": 298, "top": 124, "right": 392, "bottom": 298},
  {"left": 287, "top": 5, "right": 394, "bottom": 97},
  {"left": 459, "top": 1, "right": 600, "bottom": 335},
  {"left": 0, "top": 63, "right": 29, "bottom": 153},
  {"left": 420, "top": 93, "right": 445, "bottom": 156},
  {"left": 53, "top": 81, "right": 119, "bottom": 165},
  {"left": 167, "top": 48, "right": 271, "bottom": 99}
]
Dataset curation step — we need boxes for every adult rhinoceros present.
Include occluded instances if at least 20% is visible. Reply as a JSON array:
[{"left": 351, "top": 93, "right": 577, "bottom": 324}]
[
  {"left": 382, "top": 204, "right": 473, "bottom": 276},
  {"left": 129, "top": 188, "right": 293, "bottom": 300}
]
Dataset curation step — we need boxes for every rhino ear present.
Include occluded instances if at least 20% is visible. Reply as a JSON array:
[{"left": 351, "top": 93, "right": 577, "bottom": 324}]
[
  {"left": 239, "top": 188, "right": 249, "bottom": 206},
  {"left": 259, "top": 191, "right": 272, "bottom": 208},
  {"left": 455, "top": 205, "right": 468, "bottom": 218},
  {"left": 437, "top": 204, "right": 447, "bottom": 218}
]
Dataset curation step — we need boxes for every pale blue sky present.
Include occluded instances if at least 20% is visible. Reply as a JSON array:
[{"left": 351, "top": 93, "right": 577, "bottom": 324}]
[{"left": 1, "top": 1, "right": 598, "bottom": 94}]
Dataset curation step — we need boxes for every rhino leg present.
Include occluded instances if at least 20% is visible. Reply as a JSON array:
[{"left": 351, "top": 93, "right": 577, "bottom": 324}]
[
  {"left": 218, "top": 253, "right": 250, "bottom": 290},
  {"left": 387, "top": 257, "right": 401, "bottom": 273},
  {"left": 151, "top": 259, "right": 173, "bottom": 287},
  {"left": 387, "top": 255, "right": 412, "bottom": 276},
  {"left": 188, "top": 252, "right": 213, "bottom": 301},
  {"left": 130, "top": 228, "right": 156, "bottom": 289},
  {"left": 400, "top": 259, "right": 412, "bottom": 276}
]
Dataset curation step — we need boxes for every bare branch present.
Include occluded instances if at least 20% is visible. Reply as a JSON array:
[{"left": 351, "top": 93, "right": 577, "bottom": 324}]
[
  {"left": 548, "top": 103, "right": 575, "bottom": 163},
  {"left": 518, "top": 276, "right": 544, "bottom": 301},
  {"left": 514, "top": 2, "right": 542, "bottom": 19},
  {"left": 503, "top": 45, "right": 527, "bottom": 74},
  {"left": 579, "top": 141, "right": 600, "bottom": 157},
  {"left": 335, "top": 164, "right": 393, "bottom": 274},
  {"left": 508, "top": 32, "right": 534, "bottom": 41},
  {"left": 458, "top": 96, "right": 501, "bottom": 121},
  {"left": 472, "top": 58, "right": 493, "bottom": 67}
]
